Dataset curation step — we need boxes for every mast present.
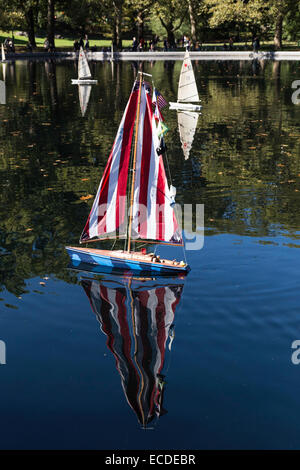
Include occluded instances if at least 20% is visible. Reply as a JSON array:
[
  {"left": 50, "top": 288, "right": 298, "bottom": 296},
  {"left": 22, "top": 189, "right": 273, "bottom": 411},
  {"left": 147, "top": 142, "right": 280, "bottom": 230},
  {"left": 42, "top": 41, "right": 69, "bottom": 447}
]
[{"left": 127, "top": 72, "right": 143, "bottom": 252}]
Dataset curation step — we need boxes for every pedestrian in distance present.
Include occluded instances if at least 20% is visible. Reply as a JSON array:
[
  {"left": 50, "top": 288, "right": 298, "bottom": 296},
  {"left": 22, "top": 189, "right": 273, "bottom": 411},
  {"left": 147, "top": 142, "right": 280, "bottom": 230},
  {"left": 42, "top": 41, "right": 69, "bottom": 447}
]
[
  {"left": 84, "top": 34, "right": 89, "bottom": 50},
  {"left": 132, "top": 36, "right": 138, "bottom": 51},
  {"left": 252, "top": 36, "right": 260, "bottom": 52}
]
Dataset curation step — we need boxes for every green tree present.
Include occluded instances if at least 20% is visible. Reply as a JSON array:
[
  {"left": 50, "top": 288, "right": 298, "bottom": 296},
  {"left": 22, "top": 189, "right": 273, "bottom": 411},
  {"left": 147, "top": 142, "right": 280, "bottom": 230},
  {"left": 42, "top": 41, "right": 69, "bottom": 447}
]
[
  {"left": 0, "top": 0, "right": 40, "bottom": 47},
  {"left": 127, "top": 0, "right": 155, "bottom": 40},
  {"left": 204, "top": 0, "right": 300, "bottom": 48},
  {"left": 154, "top": 0, "right": 188, "bottom": 46}
]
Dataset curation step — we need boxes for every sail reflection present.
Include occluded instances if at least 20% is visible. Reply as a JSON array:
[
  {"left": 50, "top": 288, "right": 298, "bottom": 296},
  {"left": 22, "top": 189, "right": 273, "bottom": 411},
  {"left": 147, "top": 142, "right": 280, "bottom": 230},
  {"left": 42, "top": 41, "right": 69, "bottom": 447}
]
[
  {"left": 78, "top": 84, "right": 92, "bottom": 116},
  {"left": 177, "top": 111, "right": 199, "bottom": 160},
  {"left": 0, "top": 68, "right": 5, "bottom": 104},
  {"left": 80, "top": 270, "right": 185, "bottom": 429}
]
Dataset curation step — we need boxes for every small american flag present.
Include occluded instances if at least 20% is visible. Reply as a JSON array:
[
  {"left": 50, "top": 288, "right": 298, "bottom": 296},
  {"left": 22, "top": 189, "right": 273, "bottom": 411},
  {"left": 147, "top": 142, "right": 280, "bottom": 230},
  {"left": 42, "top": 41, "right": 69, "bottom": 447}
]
[{"left": 154, "top": 88, "right": 168, "bottom": 110}]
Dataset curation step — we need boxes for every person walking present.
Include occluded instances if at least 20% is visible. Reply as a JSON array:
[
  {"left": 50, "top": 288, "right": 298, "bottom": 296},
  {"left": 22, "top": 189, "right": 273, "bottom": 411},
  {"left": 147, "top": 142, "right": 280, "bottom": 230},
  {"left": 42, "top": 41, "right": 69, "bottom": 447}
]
[
  {"left": 84, "top": 34, "right": 89, "bottom": 51},
  {"left": 132, "top": 36, "right": 138, "bottom": 51},
  {"left": 252, "top": 36, "right": 260, "bottom": 52}
]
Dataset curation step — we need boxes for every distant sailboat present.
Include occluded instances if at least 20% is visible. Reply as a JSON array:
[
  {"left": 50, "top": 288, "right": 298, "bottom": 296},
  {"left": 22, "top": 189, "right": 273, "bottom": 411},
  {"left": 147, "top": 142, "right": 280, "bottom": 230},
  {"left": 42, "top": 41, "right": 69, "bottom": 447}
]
[
  {"left": 80, "top": 272, "right": 184, "bottom": 429},
  {"left": 72, "top": 47, "right": 97, "bottom": 85},
  {"left": 169, "top": 49, "right": 201, "bottom": 112},
  {"left": 66, "top": 73, "right": 190, "bottom": 274},
  {"left": 177, "top": 111, "right": 199, "bottom": 160},
  {"left": 1, "top": 43, "right": 6, "bottom": 63},
  {"left": 78, "top": 84, "right": 92, "bottom": 116},
  {"left": 110, "top": 42, "right": 114, "bottom": 63}
]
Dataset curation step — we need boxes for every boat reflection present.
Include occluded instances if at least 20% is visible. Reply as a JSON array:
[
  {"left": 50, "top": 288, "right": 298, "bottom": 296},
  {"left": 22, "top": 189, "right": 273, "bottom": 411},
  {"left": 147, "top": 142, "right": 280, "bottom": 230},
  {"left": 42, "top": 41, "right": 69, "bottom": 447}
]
[
  {"left": 78, "top": 84, "right": 92, "bottom": 116},
  {"left": 72, "top": 263, "right": 185, "bottom": 429},
  {"left": 0, "top": 68, "right": 5, "bottom": 104},
  {"left": 177, "top": 110, "right": 199, "bottom": 160}
]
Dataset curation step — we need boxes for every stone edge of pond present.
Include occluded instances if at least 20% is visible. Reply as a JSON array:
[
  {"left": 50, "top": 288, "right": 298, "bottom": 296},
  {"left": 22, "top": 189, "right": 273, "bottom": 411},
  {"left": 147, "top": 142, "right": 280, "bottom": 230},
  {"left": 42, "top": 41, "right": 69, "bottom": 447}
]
[{"left": 5, "top": 50, "right": 300, "bottom": 61}]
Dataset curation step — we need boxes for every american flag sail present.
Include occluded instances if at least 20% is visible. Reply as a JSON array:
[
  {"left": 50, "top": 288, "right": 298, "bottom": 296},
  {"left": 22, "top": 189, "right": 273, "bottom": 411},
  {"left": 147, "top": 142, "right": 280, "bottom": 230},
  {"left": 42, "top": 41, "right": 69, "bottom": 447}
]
[
  {"left": 131, "top": 83, "right": 182, "bottom": 245},
  {"left": 81, "top": 277, "right": 184, "bottom": 428},
  {"left": 80, "top": 83, "right": 139, "bottom": 243}
]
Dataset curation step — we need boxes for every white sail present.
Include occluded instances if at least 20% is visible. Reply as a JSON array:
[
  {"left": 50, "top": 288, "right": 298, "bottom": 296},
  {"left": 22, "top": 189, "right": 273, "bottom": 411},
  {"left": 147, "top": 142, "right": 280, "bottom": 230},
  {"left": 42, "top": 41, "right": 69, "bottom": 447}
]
[
  {"left": 78, "top": 84, "right": 92, "bottom": 116},
  {"left": 177, "top": 111, "right": 199, "bottom": 160},
  {"left": 111, "top": 43, "right": 114, "bottom": 62},
  {"left": 1, "top": 44, "right": 5, "bottom": 62},
  {"left": 78, "top": 47, "right": 92, "bottom": 80},
  {"left": 177, "top": 50, "right": 199, "bottom": 103}
]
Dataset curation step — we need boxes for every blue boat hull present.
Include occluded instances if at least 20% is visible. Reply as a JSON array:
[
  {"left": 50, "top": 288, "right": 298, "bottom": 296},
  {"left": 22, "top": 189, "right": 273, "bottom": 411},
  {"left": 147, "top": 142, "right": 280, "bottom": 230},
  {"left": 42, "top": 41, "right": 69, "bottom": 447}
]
[{"left": 66, "top": 246, "right": 190, "bottom": 275}]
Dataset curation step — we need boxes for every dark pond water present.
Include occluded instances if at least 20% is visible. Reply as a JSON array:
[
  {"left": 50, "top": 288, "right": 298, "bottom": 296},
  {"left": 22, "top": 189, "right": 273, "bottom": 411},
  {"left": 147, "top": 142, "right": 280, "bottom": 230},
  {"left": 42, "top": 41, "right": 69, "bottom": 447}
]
[{"left": 1, "top": 58, "right": 300, "bottom": 450}]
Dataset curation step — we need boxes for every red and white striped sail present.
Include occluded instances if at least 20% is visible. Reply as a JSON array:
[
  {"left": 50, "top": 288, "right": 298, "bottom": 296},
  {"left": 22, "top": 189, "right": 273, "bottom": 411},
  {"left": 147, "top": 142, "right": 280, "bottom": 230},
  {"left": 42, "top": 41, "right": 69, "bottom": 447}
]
[
  {"left": 131, "top": 84, "right": 182, "bottom": 245},
  {"left": 80, "top": 85, "right": 138, "bottom": 243}
]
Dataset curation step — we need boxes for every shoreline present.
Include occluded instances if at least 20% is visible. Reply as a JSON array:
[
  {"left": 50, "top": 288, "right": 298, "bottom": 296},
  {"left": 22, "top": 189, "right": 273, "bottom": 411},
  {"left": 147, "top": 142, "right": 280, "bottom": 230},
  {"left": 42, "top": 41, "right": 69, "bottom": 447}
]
[{"left": 4, "top": 50, "right": 300, "bottom": 61}]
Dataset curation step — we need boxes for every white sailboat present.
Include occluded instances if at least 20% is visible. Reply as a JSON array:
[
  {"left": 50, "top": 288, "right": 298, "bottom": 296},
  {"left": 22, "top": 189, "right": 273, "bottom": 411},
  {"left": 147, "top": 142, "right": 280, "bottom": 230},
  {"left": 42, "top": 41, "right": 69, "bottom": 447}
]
[
  {"left": 110, "top": 42, "right": 114, "bottom": 63},
  {"left": 177, "top": 111, "right": 199, "bottom": 160},
  {"left": 169, "top": 49, "right": 201, "bottom": 112},
  {"left": 78, "top": 84, "right": 92, "bottom": 116},
  {"left": 72, "top": 47, "right": 97, "bottom": 85},
  {"left": 1, "top": 43, "right": 6, "bottom": 63}
]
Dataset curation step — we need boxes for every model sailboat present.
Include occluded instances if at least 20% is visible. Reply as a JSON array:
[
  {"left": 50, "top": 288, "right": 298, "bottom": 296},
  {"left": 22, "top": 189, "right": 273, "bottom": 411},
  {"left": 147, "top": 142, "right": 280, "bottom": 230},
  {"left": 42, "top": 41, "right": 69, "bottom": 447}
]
[
  {"left": 1, "top": 43, "right": 6, "bottom": 63},
  {"left": 80, "top": 272, "right": 184, "bottom": 428},
  {"left": 177, "top": 111, "right": 199, "bottom": 160},
  {"left": 72, "top": 47, "right": 97, "bottom": 85},
  {"left": 66, "top": 73, "right": 190, "bottom": 274},
  {"left": 169, "top": 49, "right": 201, "bottom": 112}
]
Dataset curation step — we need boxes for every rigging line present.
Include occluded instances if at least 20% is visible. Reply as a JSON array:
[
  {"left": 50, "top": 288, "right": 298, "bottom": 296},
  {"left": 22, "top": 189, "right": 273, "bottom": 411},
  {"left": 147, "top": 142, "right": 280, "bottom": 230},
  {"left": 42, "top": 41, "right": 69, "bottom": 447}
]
[
  {"left": 111, "top": 238, "right": 117, "bottom": 251},
  {"left": 126, "top": 77, "right": 140, "bottom": 249},
  {"left": 164, "top": 145, "right": 187, "bottom": 261},
  {"left": 127, "top": 73, "right": 143, "bottom": 253}
]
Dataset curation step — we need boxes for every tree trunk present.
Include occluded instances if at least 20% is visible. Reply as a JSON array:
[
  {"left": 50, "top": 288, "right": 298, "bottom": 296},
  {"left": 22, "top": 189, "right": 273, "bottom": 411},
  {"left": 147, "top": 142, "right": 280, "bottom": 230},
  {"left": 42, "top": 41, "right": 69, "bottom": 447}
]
[
  {"left": 137, "top": 10, "right": 144, "bottom": 42},
  {"left": 113, "top": 1, "right": 123, "bottom": 50},
  {"left": 274, "top": 13, "right": 283, "bottom": 50},
  {"left": 47, "top": 0, "right": 55, "bottom": 47},
  {"left": 159, "top": 18, "right": 175, "bottom": 47},
  {"left": 167, "top": 29, "right": 175, "bottom": 47},
  {"left": 25, "top": 7, "right": 36, "bottom": 48},
  {"left": 188, "top": 0, "right": 197, "bottom": 43}
]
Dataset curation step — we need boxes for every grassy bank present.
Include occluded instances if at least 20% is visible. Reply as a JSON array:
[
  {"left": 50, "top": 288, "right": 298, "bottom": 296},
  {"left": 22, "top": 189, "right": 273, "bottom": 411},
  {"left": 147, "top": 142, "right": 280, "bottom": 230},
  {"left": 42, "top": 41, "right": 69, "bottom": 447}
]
[{"left": 1, "top": 31, "right": 299, "bottom": 51}]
